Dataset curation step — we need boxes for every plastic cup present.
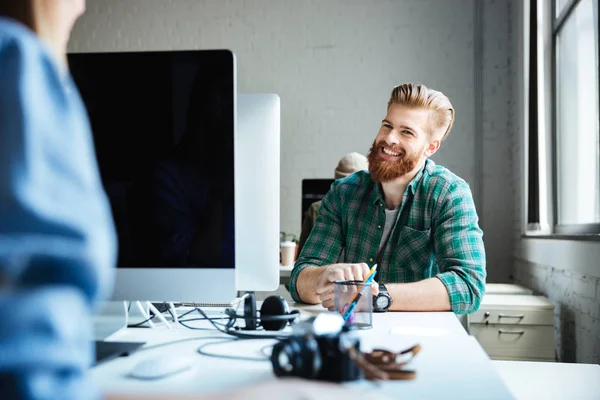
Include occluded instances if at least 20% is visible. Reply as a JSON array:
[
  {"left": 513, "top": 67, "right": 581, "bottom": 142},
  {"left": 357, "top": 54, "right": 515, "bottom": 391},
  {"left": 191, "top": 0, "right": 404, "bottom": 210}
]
[{"left": 334, "top": 280, "right": 373, "bottom": 329}]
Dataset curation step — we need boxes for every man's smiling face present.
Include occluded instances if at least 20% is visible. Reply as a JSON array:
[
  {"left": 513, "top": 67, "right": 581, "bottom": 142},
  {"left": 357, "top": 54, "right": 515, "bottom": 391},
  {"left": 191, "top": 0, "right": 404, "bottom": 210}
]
[{"left": 367, "top": 103, "right": 432, "bottom": 183}]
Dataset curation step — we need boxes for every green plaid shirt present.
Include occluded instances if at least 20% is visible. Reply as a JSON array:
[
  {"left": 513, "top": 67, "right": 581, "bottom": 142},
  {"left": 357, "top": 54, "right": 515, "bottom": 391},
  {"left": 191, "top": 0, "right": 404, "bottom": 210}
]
[{"left": 289, "top": 159, "right": 486, "bottom": 314}]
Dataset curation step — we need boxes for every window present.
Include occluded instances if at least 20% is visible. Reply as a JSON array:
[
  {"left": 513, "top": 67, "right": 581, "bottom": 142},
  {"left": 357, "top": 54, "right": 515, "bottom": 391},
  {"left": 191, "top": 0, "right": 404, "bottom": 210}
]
[
  {"left": 527, "top": 0, "right": 600, "bottom": 236},
  {"left": 554, "top": 0, "right": 600, "bottom": 233}
]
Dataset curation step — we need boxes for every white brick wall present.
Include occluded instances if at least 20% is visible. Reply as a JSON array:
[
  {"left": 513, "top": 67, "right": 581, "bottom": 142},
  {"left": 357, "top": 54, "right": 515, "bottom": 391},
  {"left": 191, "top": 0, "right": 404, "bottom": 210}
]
[
  {"left": 70, "top": 0, "right": 516, "bottom": 281},
  {"left": 481, "top": 0, "right": 514, "bottom": 283},
  {"left": 514, "top": 259, "right": 600, "bottom": 363}
]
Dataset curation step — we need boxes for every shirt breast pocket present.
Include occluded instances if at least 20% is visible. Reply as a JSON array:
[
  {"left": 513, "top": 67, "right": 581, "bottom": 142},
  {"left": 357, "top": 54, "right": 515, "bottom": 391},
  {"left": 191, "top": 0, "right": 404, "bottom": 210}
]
[{"left": 395, "top": 226, "right": 432, "bottom": 275}]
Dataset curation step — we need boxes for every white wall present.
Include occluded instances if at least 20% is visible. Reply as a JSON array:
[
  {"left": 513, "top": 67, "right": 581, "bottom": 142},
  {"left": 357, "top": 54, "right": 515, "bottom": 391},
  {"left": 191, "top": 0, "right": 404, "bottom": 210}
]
[
  {"left": 70, "top": 0, "right": 516, "bottom": 282},
  {"left": 514, "top": 252, "right": 600, "bottom": 363},
  {"left": 480, "top": 0, "right": 515, "bottom": 283},
  {"left": 510, "top": 0, "right": 600, "bottom": 364}
]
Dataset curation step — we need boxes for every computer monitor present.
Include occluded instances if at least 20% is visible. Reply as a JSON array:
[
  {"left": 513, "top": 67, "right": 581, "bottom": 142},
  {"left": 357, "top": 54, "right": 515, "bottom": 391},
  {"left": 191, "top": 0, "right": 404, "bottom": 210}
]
[
  {"left": 236, "top": 94, "right": 280, "bottom": 292},
  {"left": 301, "top": 179, "right": 335, "bottom": 223},
  {"left": 68, "top": 49, "right": 237, "bottom": 303}
]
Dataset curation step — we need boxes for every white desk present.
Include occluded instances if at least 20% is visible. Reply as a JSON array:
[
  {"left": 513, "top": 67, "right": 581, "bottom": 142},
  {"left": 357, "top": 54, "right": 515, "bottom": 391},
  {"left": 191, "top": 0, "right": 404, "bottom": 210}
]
[
  {"left": 91, "top": 308, "right": 515, "bottom": 399},
  {"left": 493, "top": 360, "right": 600, "bottom": 399},
  {"left": 279, "top": 265, "right": 293, "bottom": 286}
]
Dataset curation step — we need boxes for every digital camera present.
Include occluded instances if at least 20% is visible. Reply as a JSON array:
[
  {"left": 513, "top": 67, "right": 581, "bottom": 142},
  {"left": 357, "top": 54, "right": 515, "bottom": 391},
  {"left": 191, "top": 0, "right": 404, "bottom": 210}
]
[{"left": 270, "top": 313, "right": 362, "bottom": 382}]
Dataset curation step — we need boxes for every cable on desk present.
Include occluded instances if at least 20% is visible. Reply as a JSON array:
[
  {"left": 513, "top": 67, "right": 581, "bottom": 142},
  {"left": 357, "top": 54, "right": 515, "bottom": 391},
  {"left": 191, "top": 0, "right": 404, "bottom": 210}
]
[
  {"left": 139, "top": 303, "right": 230, "bottom": 331},
  {"left": 128, "top": 315, "right": 155, "bottom": 328},
  {"left": 127, "top": 303, "right": 289, "bottom": 340},
  {"left": 260, "top": 343, "right": 275, "bottom": 358},
  {"left": 193, "top": 307, "right": 291, "bottom": 340},
  {"left": 176, "top": 307, "right": 198, "bottom": 319},
  {"left": 127, "top": 301, "right": 170, "bottom": 328},
  {"left": 136, "top": 336, "right": 230, "bottom": 354},
  {"left": 196, "top": 338, "right": 270, "bottom": 362},
  {"left": 122, "top": 305, "right": 282, "bottom": 362},
  {"left": 178, "top": 319, "right": 228, "bottom": 332},
  {"left": 176, "top": 307, "right": 234, "bottom": 331},
  {"left": 175, "top": 307, "right": 230, "bottom": 326}
]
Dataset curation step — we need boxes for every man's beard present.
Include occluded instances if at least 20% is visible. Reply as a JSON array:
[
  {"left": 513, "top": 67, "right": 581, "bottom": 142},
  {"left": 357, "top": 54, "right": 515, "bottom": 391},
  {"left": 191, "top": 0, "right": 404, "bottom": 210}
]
[{"left": 367, "top": 140, "right": 422, "bottom": 183}]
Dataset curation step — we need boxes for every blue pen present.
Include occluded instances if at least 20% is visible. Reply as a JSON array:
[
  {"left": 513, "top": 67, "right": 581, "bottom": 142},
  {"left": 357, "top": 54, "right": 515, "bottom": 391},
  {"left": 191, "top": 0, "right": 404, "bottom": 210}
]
[{"left": 342, "top": 266, "right": 377, "bottom": 321}]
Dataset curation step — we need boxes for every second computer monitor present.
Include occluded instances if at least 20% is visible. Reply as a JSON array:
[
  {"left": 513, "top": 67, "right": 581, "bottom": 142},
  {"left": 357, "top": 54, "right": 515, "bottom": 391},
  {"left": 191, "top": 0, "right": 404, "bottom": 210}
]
[{"left": 236, "top": 93, "right": 281, "bottom": 292}]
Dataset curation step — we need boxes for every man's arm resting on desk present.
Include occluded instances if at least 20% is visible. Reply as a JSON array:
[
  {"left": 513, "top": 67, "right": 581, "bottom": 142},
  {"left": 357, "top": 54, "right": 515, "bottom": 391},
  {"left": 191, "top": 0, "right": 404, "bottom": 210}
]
[
  {"left": 386, "top": 277, "right": 451, "bottom": 312},
  {"left": 427, "top": 180, "right": 486, "bottom": 314},
  {"left": 290, "top": 179, "right": 350, "bottom": 306}
]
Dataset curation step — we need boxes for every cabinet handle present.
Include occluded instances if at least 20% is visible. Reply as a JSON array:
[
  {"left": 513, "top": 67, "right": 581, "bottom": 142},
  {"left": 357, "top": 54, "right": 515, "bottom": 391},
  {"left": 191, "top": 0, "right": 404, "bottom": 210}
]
[
  {"left": 498, "top": 329, "right": 525, "bottom": 335},
  {"left": 498, "top": 313, "right": 525, "bottom": 319}
]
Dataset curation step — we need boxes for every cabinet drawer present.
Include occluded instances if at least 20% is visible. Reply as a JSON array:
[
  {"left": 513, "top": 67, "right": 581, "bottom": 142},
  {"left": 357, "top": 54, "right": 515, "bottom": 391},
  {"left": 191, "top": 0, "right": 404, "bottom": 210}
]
[
  {"left": 470, "top": 308, "right": 554, "bottom": 326},
  {"left": 486, "top": 283, "right": 533, "bottom": 295},
  {"left": 491, "top": 355, "right": 556, "bottom": 362},
  {"left": 471, "top": 324, "right": 555, "bottom": 360},
  {"left": 473, "top": 295, "right": 554, "bottom": 326}
]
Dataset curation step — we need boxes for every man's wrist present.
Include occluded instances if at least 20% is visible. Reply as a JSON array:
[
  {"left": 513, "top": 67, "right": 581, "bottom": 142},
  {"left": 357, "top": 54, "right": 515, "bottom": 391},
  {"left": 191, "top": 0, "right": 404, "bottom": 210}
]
[
  {"left": 383, "top": 282, "right": 401, "bottom": 311},
  {"left": 296, "top": 266, "right": 323, "bottom": 304}
]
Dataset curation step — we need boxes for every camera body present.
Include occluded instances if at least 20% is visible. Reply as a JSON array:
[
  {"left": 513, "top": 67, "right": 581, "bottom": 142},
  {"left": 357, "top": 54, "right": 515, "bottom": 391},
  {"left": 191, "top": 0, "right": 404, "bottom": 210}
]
[{"left": 270, "top": 313, "right": 362, "bottom": 382}]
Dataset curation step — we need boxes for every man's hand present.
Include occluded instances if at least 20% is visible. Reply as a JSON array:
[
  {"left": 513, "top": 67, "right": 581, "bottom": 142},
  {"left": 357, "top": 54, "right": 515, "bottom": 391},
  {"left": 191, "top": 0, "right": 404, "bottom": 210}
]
[
  {"left": 315, "top": 263, "right": 368, "bottom": 310},
  {"left": 296, "top": 263, "right": 379, "bottom": 308},
  {"left": 316, "top": 263, "right": 381, "bottom": 310}
]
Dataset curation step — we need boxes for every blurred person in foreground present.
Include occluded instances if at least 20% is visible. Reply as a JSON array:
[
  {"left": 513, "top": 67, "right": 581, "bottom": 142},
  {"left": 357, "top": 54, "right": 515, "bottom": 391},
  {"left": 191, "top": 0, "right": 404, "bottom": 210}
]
[{"left": 0, "top": 1, "right": 386, "bottom": 400}]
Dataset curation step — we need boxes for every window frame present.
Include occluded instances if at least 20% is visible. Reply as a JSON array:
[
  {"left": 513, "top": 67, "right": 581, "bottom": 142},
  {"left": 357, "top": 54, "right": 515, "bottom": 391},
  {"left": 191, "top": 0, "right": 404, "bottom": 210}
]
[
  {"left": 552, "top": 0, "right": 600, "bottom": 235},
  {"left": 527, "top": 0, "right": 600, "bottom": 238}
]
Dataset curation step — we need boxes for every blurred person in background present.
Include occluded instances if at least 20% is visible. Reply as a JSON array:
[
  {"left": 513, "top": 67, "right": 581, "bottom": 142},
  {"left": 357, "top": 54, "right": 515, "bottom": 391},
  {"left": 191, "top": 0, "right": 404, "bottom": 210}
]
[{"left": 298, "top": 152, "right": 368, "bottom": 254}]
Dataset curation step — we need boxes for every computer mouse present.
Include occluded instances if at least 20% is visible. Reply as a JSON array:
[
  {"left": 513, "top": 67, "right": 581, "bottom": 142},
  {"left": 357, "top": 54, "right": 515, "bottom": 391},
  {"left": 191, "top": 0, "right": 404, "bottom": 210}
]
[{"left": 128, "top": 356, "right": 193, "bottom": 380}]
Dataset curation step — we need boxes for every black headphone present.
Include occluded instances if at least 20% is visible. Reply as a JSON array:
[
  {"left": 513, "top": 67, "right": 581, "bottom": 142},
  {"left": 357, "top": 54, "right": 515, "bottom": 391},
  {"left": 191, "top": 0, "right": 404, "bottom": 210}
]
[{"left": 225, "top": 293, "right": 299, "bottom": 331}]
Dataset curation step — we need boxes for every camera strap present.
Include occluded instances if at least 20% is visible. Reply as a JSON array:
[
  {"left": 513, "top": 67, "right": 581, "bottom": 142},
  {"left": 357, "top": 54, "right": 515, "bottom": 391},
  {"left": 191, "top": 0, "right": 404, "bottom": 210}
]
[{"left": 347, "top": 344, "right": 421, "bottom": 381}]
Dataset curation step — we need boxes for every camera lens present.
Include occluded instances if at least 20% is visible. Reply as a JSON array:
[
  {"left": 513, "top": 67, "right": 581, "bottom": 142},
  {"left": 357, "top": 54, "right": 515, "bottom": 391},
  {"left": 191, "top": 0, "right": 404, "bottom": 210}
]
[
  {"left": 277, "top": 351, "right": 293, "bottom": 373},
  {"left": 271, "top": 340, "right": 298, "bottom": 377}
]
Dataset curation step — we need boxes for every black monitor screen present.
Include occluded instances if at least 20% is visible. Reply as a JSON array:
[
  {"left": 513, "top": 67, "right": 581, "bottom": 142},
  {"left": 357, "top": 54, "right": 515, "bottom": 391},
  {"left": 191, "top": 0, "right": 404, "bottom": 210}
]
[{"left": 68, "top": 50, "right": 235, "bottom": 269}]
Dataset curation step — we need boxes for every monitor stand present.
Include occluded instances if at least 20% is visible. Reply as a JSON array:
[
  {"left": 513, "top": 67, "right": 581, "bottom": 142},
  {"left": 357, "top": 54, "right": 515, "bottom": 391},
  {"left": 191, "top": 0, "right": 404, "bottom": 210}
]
[{"left": 93, "top": 301, "right": 179, "bottom": 341}]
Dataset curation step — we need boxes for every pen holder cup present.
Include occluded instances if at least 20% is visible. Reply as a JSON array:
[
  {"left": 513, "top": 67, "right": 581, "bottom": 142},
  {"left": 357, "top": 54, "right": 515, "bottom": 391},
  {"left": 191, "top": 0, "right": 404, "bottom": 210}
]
[{"left": 334, "top": 280, "right": 373, "bottom": 329}]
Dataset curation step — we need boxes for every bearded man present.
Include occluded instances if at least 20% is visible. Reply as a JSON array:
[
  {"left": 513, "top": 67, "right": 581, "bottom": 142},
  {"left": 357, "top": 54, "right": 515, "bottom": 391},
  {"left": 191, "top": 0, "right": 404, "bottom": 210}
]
[{"left": 289, "top": 83, "right": 486, "bottom": 315}]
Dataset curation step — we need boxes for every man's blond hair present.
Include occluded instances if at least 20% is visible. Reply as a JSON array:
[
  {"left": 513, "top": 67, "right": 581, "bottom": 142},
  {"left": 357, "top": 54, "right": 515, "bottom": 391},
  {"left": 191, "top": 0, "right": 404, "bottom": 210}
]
[{"left": 388, "top": 83, "right": 455, "bottom": 141}]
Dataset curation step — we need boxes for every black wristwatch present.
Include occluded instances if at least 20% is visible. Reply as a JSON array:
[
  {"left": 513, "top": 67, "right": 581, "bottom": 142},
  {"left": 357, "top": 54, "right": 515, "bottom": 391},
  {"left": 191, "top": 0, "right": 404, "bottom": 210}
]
[{"left": 373, "top": 283, "right": 393, "bottom": 312}]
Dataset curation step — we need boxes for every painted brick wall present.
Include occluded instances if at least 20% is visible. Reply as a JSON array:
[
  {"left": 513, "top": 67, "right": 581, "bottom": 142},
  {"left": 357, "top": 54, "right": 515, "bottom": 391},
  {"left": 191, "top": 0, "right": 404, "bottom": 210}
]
[
  {"left": 510, "top": 1, "right": 600, "bottom": 364},
  {"left": 481, "top": 0, "right": 514, "bottom": 283},
  {"left": 70, "top": 0, "right": 516, "bottom": 282},
  {"left": 514, "top": 259, "right": 600, "bottom": 363}
]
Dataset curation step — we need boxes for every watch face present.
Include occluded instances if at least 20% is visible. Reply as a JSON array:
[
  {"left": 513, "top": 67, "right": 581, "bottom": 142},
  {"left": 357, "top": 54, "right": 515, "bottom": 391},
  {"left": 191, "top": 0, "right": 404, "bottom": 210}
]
[{"left": 375, "top": 295, "right": 390, "bottom": 309}]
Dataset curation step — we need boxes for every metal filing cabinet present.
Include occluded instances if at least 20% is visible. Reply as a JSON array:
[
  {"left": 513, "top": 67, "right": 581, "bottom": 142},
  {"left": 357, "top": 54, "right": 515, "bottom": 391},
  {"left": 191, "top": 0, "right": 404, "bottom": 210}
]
[
  {"left": 485, "top": 283, "right": 533, "bottom": 296},
  {"left": 470, "top": 294, "right": 556, "bottom": 362}
]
